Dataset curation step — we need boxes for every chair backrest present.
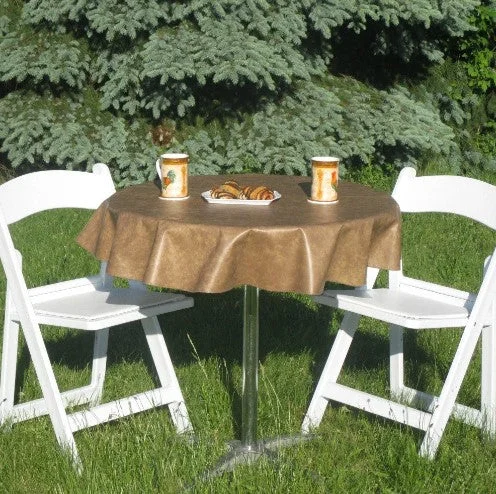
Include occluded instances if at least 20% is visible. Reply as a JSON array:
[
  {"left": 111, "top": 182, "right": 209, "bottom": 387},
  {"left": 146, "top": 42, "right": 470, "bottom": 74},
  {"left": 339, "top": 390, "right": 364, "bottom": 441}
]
[
  {"left": 386, "top": 167, "right": 496, "bottom": 292},
  {"left": 392, "top": 167, "right": 496, "bottom": 230},
  {"left": 0, "top": 164, "right": 116, "bottom": 329},
  {"left": 0, "top": 163, "right": 115, "bottom": 226}
]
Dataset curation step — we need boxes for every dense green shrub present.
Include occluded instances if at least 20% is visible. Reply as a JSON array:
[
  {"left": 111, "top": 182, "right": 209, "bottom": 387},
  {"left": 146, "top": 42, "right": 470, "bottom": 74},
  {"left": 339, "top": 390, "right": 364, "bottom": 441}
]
[
  {"left": 411, "top": 0, "right": 496, "bottom": 173},
  {"left": 459, "top": 1, "right": 496, "bottom": 92},
  {"left": 456, "top": 1, "right": 496, "bottom": 162},
  {"left": 0, "top": 1, "right": 482, "bottom": 185}
]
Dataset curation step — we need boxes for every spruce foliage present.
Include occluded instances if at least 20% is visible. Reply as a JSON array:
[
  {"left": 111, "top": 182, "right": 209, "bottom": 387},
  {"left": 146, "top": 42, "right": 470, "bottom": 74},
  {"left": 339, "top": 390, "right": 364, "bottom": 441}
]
[{"left": 0, "top": 0, "right": 483, "bottom": 184}]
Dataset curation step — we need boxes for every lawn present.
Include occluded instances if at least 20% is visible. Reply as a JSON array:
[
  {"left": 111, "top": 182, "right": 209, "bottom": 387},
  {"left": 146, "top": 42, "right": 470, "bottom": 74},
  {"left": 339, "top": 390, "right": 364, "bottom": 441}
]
[{"left": 1, "top": 167, "right": 496, "bottom": 493}]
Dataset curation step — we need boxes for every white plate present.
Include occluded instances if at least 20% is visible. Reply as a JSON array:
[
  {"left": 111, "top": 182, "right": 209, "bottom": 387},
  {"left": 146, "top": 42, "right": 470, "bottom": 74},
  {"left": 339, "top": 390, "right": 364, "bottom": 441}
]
[{"left": 201, "top": 190, "right": 281, "bottom": 205}]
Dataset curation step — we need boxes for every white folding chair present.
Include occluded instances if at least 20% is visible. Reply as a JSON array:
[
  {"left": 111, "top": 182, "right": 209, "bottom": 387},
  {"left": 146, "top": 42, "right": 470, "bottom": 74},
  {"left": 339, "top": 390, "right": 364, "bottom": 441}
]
[
  {"left": 0, "top": 164, "right": 194, "bottom": 469},
  {"left": 302, "top": 167, "right": 496, "bottom": 458}
]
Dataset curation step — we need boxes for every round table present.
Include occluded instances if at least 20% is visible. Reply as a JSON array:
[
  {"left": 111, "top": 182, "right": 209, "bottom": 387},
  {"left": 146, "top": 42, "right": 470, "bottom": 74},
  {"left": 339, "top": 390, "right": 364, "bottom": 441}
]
[
  {"left": 78, "top": 173, "right": 401, "bottom": 475},
  {"left": 79, "top": 174, "right": 400, "bottom": 294}
]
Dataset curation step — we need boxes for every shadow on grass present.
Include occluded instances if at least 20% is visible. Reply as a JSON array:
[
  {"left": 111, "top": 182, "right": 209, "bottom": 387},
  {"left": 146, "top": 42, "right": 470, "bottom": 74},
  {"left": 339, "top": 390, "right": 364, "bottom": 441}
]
[
  {"left": 11, "top": 287, "right": 435, "bottom": 444},
  {"left": 161, "top": 288, "right": 336, "bottom": 439},
  {"left": 12, "top": 288, "right": 329, "bottom": 432}
]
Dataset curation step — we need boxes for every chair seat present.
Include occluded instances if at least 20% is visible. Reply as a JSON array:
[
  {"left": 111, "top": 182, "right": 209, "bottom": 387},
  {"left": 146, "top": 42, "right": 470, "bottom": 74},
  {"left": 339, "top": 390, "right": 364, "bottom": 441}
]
[
  {"left": 22, "top": 288, "right": 193, "bottom": 331},
  {"left": 314, "top": 288, "right": 470, "bottom": 329}
]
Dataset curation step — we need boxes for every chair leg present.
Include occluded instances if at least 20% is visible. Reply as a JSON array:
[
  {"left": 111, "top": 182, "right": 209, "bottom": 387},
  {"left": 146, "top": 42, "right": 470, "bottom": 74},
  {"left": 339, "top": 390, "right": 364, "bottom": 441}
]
[
  {"left": 19, "top": 319, "right": 81, "bottom": 469},
  {"left": 389, "top": 324, "right": 404, "bottom": 398},
  {"left": 302, "top": 312, "right": 361, "bottom": 433},
  {"left": 0, "top": 319, "right": 20, "bottom": 425},
  {"left": 419, "top": 320, "right": 484, "bottom": 459},
  {"left": 1, "top": 322, "right": 82, "bottom": 469},
  {"left": 141, "top": 316, "right": 193, "bottom": 434},
  {"left": 5, "top": 327, "right": 110, "bottom": 422},
  {"left": 88, "top": 328, "right": 109, "bottom": 406},
  {"left": 481, "top": 322, "right": 496, "bottom": 437}
]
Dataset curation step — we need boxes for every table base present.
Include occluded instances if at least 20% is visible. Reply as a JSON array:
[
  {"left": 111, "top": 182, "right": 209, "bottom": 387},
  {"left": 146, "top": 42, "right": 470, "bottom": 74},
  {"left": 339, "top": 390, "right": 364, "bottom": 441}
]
[
  {"left": 193, "top": 434, "right": 314, "bottom": 486},
  {"left": 186, "top": 286, "right": 315, "bottom": 489}
]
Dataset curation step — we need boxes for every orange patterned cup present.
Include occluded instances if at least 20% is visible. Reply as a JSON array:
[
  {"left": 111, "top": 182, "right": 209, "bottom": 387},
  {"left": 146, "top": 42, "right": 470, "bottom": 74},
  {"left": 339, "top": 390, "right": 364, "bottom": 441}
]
[
  {"left": 311, "top": 156, "right": 339, "bottom": 202},
  {"left": 157, "top": 153, "right": 189, "bottom": 199}
]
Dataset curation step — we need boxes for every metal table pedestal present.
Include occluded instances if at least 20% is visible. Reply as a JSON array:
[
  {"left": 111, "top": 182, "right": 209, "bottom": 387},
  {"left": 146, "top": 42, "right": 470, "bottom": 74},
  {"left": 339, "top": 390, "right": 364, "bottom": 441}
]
[{"left": 197, "top": 285, "right": 312, "bottom": 483}]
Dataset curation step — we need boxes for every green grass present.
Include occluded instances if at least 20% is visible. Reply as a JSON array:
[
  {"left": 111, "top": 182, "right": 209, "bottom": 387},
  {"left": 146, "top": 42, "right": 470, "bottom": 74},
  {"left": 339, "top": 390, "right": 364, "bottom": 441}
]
[{"left": 2, "top": 169, "right": 496, "bottom": 493}]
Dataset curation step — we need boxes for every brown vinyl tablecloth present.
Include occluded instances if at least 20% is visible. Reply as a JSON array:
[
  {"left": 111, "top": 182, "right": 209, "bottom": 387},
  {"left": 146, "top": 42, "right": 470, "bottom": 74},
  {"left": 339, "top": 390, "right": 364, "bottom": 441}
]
[{"left": 77, "top": 174, "right": 401, "bottom": 295}]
